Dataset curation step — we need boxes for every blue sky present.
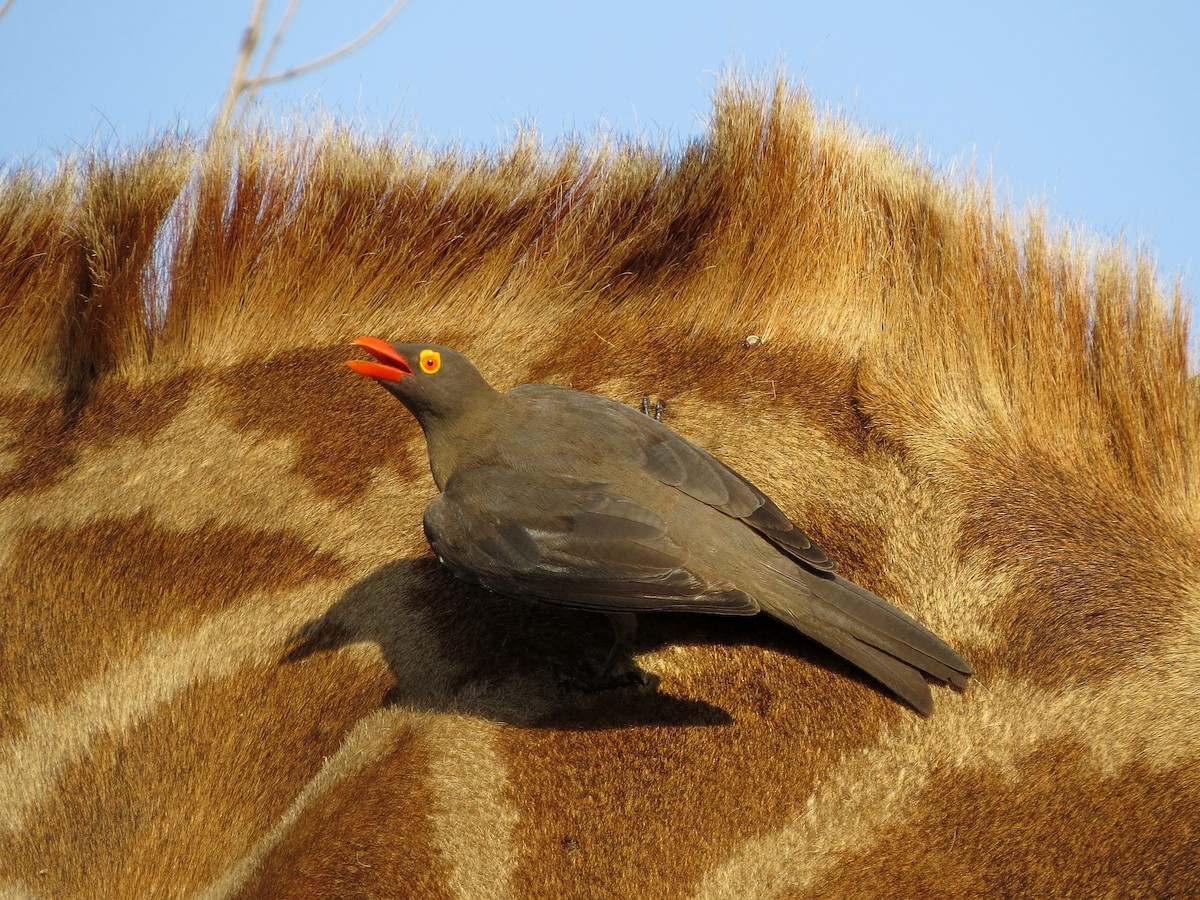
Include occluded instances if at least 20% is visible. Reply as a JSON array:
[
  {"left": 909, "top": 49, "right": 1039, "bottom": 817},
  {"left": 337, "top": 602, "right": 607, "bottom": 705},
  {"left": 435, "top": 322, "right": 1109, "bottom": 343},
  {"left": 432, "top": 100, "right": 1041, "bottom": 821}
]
[{"left": 1, "top": 1, "right": 1196, "bottom": 344}]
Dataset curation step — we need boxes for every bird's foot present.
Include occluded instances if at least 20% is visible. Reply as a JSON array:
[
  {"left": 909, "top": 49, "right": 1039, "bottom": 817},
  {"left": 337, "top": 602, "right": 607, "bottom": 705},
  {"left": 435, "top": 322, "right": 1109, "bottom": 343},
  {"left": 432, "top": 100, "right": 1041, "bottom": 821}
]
[
  {"left": 556, "top": 658, "right": 658, "bottom": 694},
  {"left": 639, "top": 395, "right": 666, "bottom": 423}
]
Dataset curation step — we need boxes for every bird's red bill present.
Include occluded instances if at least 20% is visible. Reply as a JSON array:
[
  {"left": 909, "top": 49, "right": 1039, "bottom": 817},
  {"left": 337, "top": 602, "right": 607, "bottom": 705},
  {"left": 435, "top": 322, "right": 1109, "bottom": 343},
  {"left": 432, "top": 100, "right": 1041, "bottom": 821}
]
[{"left": 347, "top": 336, "right": 413, "bottom": 381}]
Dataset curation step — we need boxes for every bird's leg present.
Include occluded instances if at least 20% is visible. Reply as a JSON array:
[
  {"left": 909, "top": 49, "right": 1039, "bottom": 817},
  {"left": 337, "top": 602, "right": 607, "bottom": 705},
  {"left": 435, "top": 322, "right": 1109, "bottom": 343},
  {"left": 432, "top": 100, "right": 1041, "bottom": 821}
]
[
  {"left": 597, "top": 611, "right": 642, "bottom": 678},
  {"left": 639, "top": 396, "right": 666, "bottom": 422},
  {"left": 560, "top": 612, "right": 655, "bottom": 692}
]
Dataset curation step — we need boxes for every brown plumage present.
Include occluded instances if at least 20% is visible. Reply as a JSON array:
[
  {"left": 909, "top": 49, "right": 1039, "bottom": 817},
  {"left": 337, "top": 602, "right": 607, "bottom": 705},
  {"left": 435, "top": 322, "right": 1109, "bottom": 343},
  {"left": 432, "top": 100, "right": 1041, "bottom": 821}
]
[{"left": 348, "top": 337, "right": 972, "bottom": 714}]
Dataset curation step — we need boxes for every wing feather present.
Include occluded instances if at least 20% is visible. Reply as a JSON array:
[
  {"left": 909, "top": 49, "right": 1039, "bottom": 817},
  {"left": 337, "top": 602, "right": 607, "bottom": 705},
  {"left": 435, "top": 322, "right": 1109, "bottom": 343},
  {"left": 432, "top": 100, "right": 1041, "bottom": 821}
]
[
  {"left": 639, "top": 426, "right": 835, "bottom": 571},
  {"left": 510, "top": 385, "right": 837, "bottom": 573},
  {"left": 424, "top": 467, "right": 758, "bottom": 615}
]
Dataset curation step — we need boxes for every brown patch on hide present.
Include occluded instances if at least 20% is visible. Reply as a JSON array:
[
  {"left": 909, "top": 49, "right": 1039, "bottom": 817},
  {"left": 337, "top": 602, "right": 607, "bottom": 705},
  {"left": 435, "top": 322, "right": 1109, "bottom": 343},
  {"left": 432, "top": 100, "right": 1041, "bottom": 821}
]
[
  {"left": 236, "top": 728, "right": 454, "bottom": 900},
  {"left": 0, "top": 374, "right": 194, "bottom": 496},
  {"left": 520, "top": 331, "right": 869, "bottom": 458},
  {"left": 805, "top": 503, "right": 893, "bottom": 584},
  {"left": 0, "top": 515, "right": 345, "bottom": 729},
  {"left": 497, "top": 614, "right": 905, "bottom": 898},
  {"left": 215, "top": 345, "right": 423, "bottom": 502},
  {"left": 2, "top": 651, "right": 390, "bottom": 898},
  {"left": 961, "top": 452, "right": 1193, "bottom": 689},
  {"left": 804, "top": 740, "right": 1200, "bottom": 899}
]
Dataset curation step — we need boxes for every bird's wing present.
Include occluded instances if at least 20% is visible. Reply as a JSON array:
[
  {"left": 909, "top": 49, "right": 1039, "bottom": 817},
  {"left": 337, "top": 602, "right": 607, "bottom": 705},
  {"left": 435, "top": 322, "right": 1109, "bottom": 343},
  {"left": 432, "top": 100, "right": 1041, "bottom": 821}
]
[
  {"left": 423, "top": 467, "right": 758, "bottom": 615},
  {"left": 639, "top": 426, "right": 835, "bottom": 570},
  {"left": 575, "top": 391, "right": 837, "bottom": 573}
]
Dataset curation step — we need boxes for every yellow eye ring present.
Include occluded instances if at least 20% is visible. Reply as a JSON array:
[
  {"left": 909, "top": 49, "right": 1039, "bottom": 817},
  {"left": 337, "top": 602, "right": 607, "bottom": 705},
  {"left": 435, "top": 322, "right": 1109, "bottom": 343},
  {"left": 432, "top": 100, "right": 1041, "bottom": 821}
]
[{"left": 419, "top": 349, "right": 441, "bottom": 374}]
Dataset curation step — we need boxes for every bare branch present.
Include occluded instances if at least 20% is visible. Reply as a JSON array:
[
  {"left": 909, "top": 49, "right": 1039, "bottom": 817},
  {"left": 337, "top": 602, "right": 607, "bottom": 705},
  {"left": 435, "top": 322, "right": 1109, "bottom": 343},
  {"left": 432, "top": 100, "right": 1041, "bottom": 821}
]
[
  {"left": 253, "top": 0, "right": 300, "bottom": 85},
  {"left": 241, "top": 0, "right": 300, "bottom": 111},
  {"left": 214, "top": 0, "right": 270, "bottom": 134},
  {"left": 251, "top": 0, "right": 407, "bottom": 88},
  {"left": 0, "top": 1, "right": 17, "bottom": 21},
  {"left": 215, "top": 0, "right": 406, "bottom": 134}
]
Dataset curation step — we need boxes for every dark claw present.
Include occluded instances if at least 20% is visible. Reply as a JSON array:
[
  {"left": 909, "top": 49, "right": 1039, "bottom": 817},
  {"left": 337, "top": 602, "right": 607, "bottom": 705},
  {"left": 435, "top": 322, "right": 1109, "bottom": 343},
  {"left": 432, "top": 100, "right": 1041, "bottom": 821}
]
[
  {"left": 556, "top": 659, "right": 658, "bottom": 694},
  {"left": 639, "top": 395, "right": 666, "bottom": 423}
]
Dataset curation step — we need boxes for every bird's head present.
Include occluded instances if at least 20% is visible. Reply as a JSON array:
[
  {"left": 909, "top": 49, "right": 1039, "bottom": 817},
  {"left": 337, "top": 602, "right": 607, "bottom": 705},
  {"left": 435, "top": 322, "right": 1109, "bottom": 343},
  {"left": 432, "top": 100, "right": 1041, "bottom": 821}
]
[{"left": 347, "top": 336, "right": 497, "bottom": 424}]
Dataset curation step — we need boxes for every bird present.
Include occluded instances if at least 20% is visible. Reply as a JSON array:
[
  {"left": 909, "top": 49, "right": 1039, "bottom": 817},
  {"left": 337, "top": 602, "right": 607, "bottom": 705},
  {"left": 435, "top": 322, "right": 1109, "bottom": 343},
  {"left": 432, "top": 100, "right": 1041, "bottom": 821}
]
[{"left": 347, "top": 336, "right": 971, "bottom": 714}]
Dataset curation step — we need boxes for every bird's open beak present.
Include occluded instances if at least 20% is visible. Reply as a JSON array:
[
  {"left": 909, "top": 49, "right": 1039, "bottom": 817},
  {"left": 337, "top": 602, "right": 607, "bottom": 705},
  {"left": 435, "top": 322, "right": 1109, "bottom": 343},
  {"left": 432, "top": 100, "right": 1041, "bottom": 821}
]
[{"left": 347, "top": 336, "right": 413, "bottom": 381}]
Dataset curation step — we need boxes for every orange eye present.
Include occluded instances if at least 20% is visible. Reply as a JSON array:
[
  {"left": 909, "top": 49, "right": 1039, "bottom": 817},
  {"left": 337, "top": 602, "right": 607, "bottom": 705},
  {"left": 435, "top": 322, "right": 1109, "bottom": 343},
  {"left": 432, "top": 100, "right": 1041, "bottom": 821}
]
[{"left": 419, "top": 349, "right": 441, "bottom": 374}]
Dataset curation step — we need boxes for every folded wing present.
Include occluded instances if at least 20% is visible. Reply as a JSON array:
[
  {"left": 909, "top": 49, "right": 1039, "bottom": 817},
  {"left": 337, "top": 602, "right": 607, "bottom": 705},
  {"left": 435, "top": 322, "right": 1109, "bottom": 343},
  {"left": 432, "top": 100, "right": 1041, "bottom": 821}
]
[
  {"left": 514, "top": 386, "right": 836, "bottom": 573},
  {"left": 424, "top": 466, "right": 757, "bottom": 615}
]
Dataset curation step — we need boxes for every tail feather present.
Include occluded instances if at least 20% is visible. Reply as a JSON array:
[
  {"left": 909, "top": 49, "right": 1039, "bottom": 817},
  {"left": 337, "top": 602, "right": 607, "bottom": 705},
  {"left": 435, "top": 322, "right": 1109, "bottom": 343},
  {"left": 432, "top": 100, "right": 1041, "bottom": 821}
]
[
  {"left": 823, "top": 574, "right": 972, "bottom": 688},
  {"left": 812, "top": 627, "right": 936, "bottom": 715},
  {"left": 760, "top": 564, "right": 972, "bottom": 714}
]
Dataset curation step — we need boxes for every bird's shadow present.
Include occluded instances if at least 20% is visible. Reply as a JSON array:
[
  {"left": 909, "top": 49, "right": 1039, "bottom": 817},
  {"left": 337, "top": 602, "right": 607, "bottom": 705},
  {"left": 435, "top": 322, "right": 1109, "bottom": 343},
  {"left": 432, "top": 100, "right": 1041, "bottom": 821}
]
[{"left": 285, "top": 556, "right": 892, "bottom": 731}]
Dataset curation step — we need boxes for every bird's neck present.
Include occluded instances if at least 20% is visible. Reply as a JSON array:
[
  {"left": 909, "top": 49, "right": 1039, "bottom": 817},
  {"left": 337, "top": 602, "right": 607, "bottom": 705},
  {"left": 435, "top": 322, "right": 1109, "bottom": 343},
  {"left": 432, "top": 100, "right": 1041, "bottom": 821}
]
[{"left": 417, "top": 388, "right": 505, "bottom": 491}]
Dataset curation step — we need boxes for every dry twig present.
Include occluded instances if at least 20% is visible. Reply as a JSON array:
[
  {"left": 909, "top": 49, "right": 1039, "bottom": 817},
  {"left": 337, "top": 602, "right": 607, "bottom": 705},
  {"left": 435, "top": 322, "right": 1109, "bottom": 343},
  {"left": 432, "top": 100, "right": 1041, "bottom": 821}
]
[{"left": 214, "top": 0, "right": 406, "bottom": 133}]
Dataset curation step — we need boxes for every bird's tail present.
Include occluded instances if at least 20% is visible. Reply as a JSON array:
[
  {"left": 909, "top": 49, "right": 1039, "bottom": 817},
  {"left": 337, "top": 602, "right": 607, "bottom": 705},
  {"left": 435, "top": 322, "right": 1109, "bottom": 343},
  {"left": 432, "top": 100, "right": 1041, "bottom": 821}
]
[{"left": 761, "top": 567, "right": 972, "bottom": 715}]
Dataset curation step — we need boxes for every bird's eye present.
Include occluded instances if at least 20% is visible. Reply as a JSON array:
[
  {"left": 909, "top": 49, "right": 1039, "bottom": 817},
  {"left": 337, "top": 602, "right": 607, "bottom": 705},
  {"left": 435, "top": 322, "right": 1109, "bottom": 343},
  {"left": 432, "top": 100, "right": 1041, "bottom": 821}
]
[{"left": 419, "top": 349, "right": 441, "bottom": 374}]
